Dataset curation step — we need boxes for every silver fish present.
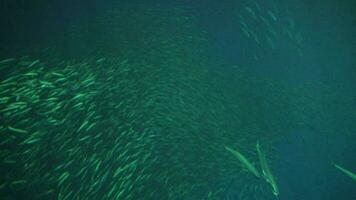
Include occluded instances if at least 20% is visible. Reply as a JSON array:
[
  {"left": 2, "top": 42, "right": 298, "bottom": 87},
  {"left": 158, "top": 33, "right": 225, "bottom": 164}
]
[
  {"left": 334, "top": 164, "right": 356, "bottom": 181},
  {"left": 225, "top": 146, "right": 260, "bottom": 178},
  {"left": 256, "top": 140, "right": 279, "bottom": 197}
]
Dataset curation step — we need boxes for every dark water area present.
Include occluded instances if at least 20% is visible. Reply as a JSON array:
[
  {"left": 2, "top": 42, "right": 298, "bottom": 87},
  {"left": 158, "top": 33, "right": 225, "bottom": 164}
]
[
  {"left": 275, "top": 128, "right": 356, "bottom": 199},
  {"left": 3, "top": 0, "right": 352, "bottom": 86},
  {"left": 0, "top": 0, "right": 105, "bottom": 56},
  {"left": 0, "top": 0, "right": 355, "bottom": 199}
]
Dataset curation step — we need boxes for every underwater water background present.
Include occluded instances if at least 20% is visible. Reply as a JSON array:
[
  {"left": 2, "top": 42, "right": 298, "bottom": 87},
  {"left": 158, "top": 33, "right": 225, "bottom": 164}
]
[{"left": 0, "top": 0, "right": 355, "bottom": 199}]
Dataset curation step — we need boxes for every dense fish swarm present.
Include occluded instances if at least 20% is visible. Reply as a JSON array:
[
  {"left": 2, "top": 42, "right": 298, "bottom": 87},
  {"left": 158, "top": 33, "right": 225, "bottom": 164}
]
[
  {"left": 1, "top": 3, "right": 353, "bottom": 200},
  {"left": 0, "top": 56, "right": 279, "bottom": 200},
  {"left": 1, "top": 56, "right": 348, "bottom": 200},
  {"left": 0, "top": 56, "right": 169, "bottom": 199}
]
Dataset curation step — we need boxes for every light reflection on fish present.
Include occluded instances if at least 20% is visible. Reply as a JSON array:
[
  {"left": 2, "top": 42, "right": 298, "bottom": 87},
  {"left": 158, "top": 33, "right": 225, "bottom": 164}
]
[
  {"left": 256, "top": 140, "right": 279, "bottom": 197},
  {"left": 334, "top": 164, "right": 356, "bottom": 181},
  {"left": 225, "top": 140, "right": 279, "bottom": 198},
  {"left": 225, "top": 146, "right": 261, "bottom": 178}
]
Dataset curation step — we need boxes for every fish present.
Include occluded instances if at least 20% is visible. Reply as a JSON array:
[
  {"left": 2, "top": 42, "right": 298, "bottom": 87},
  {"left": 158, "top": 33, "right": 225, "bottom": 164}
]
[
  {"left": 334, "top": 164, "right": 356, "bottom": 181},
  {"left": 22, "top": 137, "right": 41, "bottom": 145},
  {"left": 245, "top": 7, "right": 257, "bottom": 20},
  {"left": 11, "top": 180, "right": 27, "bottom": 185},
  {"left": 241, "top": 27, "right": 251, "bottom": 38},
  {"left": 28, "top": 59, "right": 40, "bottom": 68},
  {"left": 0, "top": 58, "right": 16, "bottom": 65},
  {"left": 225, "top": 146, "right": 260, "bottom": 178},
  {"left": 8, "top": 126, "right": 29, "bottom": 134},
  {"left": 58, "top": 171, "right": 70, "bottom": 186},
  {"left": 96, "top": 58, "right": 106, "bottom": 63},
  {"left": 267, "top": 11, "right": 277, "bottom": 22},
  {"left": 0, "top": 10, "right": 301, "bottom": 198},
  {"left": 256, "top": 140, "right": 279, "bottom": 197},
  {"left": 23, "top": 72, "right": 38, "bottom": 76}
]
